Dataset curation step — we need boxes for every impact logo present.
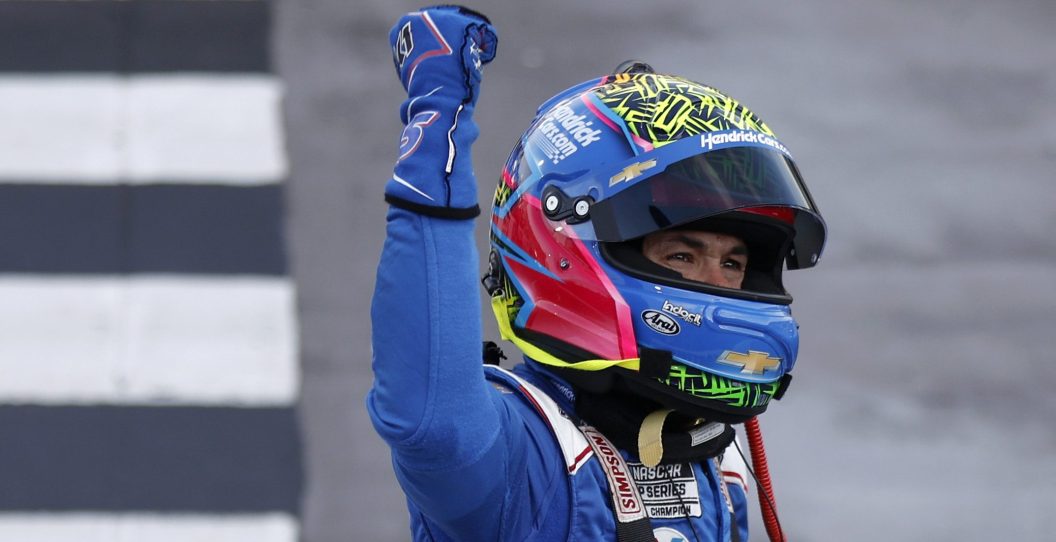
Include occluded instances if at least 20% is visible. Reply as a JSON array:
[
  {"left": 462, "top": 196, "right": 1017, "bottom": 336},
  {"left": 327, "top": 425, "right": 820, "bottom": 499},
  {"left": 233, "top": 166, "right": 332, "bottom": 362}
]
[
  {"left": 653, "top": 527, "right": 691, "bottom": 542},
  {"left": 394, "top": 22, "right": 414, "bottom": 68},
  {"left": 642, "top": 310, "right": 679, "bottom": 335},
  {"left": 534, "top": 103, "right": 603, "bottom": 164},
  {"left": 662, "top": 300, "right": 702, "bottom": 326},
  {"left": 581, "top": 427, "right": 644, "bottom": 520}
]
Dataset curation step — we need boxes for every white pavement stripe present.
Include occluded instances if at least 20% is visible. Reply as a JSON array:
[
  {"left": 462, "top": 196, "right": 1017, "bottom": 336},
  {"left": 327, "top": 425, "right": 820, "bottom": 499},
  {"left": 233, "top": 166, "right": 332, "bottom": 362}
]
[
  {"left": 0, "top": 275, "right": 298, "bottom": 405},
  {"left": 0, "top": 75, "right": 286, "bottom": 184},
  {"left": 0, "top": 513, "right": 297, "bottom": 542}
]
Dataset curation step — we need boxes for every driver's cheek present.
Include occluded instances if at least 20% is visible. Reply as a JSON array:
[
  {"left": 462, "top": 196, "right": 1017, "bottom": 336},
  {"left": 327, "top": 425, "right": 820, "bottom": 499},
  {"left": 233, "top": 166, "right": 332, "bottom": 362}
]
[{"left": 722, "top": 268, "right": 746, "bottom": 289}]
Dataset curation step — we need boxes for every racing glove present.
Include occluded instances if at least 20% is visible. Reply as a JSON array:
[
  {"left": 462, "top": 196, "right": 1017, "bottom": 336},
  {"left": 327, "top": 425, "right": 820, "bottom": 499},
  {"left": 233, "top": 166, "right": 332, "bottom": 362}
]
[{"left": 386, "top": 5, "right": 498, "bottom": 219}]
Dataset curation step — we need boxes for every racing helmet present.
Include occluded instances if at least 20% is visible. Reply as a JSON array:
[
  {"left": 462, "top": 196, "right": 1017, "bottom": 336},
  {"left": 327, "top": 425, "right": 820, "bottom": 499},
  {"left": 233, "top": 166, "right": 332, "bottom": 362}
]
[{"left": 483, "top": 67, "right": 826, "bottom": 423}]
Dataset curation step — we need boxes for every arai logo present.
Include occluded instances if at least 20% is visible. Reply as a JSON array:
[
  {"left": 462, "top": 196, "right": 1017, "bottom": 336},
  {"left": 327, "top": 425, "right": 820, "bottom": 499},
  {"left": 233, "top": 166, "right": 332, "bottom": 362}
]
[{"left": 641, "top": 310, "right": 680, "bottom": 335}]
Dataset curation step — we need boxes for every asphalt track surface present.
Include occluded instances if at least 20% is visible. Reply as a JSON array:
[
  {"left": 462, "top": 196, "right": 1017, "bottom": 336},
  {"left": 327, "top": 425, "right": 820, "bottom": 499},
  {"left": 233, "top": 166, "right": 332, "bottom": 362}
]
[{"left": 277, "top": 1, "right": 1056, "bottom": 539}]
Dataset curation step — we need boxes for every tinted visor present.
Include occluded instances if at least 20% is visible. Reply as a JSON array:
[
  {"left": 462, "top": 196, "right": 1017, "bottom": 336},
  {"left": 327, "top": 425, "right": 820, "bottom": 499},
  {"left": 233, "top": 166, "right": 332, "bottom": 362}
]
[{"left": 588, "top": 145, "right": 825, "bottom": 269}]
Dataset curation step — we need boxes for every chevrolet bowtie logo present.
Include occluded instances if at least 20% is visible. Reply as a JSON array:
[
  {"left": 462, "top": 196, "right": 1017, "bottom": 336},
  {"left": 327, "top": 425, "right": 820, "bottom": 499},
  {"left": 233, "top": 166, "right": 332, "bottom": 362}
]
[
  {"left": 717, "top": 350, "right": 781, "bottom": 374},
  {"left": 609, "top": 159, "right": 657, "bottom": 186}
]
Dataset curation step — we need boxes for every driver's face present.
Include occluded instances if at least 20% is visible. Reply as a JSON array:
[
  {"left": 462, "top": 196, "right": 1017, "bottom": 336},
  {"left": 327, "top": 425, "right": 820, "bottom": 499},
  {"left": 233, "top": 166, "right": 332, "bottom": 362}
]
[{"left": 641, "top": 230, "right": 748, "bottom": 289}]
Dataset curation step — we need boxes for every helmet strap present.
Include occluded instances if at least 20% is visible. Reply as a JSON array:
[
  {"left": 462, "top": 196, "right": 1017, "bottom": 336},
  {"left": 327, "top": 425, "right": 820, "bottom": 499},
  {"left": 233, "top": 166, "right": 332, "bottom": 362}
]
[
  {"left": 638, "top": 408, "right": 729, "bottom": 468},
  {"left": 637, "top": 408, "right": 673, "bottom": 467},
  {"left": 638, "top": 346, "right": 674, "bottom": 378}
]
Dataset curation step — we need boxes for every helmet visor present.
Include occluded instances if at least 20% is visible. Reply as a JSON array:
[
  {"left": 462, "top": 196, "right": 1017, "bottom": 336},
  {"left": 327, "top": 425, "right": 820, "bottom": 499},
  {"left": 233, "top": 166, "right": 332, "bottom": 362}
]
[{"left": 587, "top": 144, "right": 825, "bottom": 269}]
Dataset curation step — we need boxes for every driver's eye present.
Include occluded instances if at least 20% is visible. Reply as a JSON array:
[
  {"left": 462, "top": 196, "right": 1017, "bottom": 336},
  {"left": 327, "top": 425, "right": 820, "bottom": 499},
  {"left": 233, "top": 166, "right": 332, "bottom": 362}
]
[{"left": 723, "top": 259, "right": 745, "bottom": 271}]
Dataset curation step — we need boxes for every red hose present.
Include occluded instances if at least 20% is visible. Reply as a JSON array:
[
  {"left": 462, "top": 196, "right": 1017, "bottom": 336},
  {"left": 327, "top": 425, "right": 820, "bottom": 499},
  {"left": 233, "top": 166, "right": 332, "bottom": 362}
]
[{"left": 745, "top": 416, "right": 785, "bottom": 542}]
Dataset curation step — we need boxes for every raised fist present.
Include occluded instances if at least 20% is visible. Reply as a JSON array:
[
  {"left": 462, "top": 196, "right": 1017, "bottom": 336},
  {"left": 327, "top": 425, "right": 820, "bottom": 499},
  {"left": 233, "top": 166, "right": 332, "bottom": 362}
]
[
  {"left": 384, "top": 6, "right": 498, "bottom": 218},
  {"left": 390, "top": 5, "right": 498, "bottom": 101}
]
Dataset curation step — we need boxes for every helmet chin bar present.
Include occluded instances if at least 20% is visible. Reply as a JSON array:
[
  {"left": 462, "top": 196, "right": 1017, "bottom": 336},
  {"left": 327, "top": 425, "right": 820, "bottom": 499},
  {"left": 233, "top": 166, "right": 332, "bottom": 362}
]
[
  {"left": 547, "top": 359, "right": 792, "bottom": 424},
  {"left": 525, "top": 328, "right": 794, "bottom": 424},
  {"left": 612, "top": 365, "right": 793, "bottom": 425}
]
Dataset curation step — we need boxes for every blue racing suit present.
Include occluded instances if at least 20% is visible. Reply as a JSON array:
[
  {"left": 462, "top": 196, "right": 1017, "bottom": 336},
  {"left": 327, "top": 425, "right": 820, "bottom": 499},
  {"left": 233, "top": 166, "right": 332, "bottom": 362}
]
[{"left": 368, "top": 7, "right": 750, "bottom": 541}]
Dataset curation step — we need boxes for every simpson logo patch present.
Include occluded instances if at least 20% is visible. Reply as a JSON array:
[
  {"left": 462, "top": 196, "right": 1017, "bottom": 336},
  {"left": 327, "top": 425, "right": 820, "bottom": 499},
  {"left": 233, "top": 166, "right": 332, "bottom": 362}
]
[
  {"left": 581, "top": 426, "right": 647, "bottom": 523},
  {"left": 628, "top": 462, "right": 702, "bottom": 518}
]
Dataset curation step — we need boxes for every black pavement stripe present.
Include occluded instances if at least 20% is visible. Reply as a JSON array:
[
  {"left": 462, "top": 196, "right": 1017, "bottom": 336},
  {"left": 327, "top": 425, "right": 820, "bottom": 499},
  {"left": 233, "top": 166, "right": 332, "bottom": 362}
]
[
  {"left": 0, "top": 0, "right": 271, "bottom": 73},
  {"left": 0, "top": 405, "right": 302, "bottom": 513},
  {"left": 0, "top": 184, "right": 287, "bottom": 275}
]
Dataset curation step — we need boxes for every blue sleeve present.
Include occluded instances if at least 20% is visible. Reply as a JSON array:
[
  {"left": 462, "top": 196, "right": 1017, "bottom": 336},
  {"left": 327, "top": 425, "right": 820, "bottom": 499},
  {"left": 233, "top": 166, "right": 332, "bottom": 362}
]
[
  {"left": 367, "top": 212, "right": 570, "bottom": 539},
  {"left": 367, "top": 200, "right": 508, "bottom": 536},
  {"left": 368, "top": 210, "right": 493, "bottom": 459},
  {"left": 392, "top": 387, "right": 571, "bottom": 541}
]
